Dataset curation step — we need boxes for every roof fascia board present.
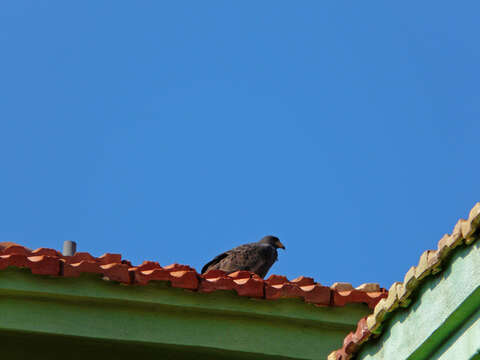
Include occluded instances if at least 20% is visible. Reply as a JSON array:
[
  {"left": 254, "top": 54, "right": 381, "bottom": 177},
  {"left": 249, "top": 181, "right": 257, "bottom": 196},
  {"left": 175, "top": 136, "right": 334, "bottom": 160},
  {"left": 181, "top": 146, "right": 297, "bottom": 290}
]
[
  {"left": 0, "top": 268, "right": 371, "bottom": 360},
  {"left": 0, "top": 268, "right": 368, "bottom": 328}
]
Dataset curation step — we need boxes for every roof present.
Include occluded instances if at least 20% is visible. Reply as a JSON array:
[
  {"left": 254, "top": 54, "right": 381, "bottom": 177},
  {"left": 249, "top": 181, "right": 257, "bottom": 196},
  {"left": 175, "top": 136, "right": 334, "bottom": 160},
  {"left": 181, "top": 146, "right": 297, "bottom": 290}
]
[
  {"left": 0, "top": 242, "right": 386, "bottom": 309},
  {"left": 328, "top": 202, "right": 480, "bottom": 360}
]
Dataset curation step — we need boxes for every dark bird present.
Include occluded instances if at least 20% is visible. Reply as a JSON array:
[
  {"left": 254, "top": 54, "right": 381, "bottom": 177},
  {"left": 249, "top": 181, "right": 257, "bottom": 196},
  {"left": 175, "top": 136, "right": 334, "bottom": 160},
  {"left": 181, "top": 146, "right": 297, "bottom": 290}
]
[{"left": 201, "top": 235, "right": 285, "bottom": 278}]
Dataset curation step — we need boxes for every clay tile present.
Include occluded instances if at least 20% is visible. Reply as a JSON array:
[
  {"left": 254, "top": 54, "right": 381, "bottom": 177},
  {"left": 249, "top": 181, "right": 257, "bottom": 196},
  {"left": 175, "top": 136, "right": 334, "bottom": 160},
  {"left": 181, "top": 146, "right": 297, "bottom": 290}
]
[
  {"left": 448, "top": 220, "right": 464, "bottom": 248},
  {"left": 468, "top": 202, "right": 480, "bottom": 218},
  {"left": 133, "top": 267, "right": 170, "bottom": 285},
  {"left": 265, "top": 274, "right": 288, "bottom": 285},
  {"left": 369, "top": 291, "right": 388, "bottom": 309},
  {"left": 97, "top": 253, "right": 122, "bottom": 265},
  {"left": 170, "top": 270, "right": 188, "bottom": 278},
  {"left": 300, "top": 284, "right": 316, "bottom": 291},
  {"left": 355, "top": 317, "right": 370, "bottom": 341},
  {"left": 0, "top": 242, "right": 23, "bottom": 250},
  {"left": 0, "top": 254, "right": 59, "bottom": 276},
  {"left": 169, "top": 270, "right": 199, "bottom": 290},
  {"left": 65, "top": 252, "right": 96, "bottom": 264},
  {"left": 366, "top": 313, "right": 379, "bottom": 333},
  {"left": 331, "top": 282, "right": 354, "bottom": 291},
  {"left": 437, "top": 234, "right": 452, "bottom": 259},
  {"left": 372, "top": 297, "right": 388, "bottom": 323},
  {"left": 356, "top": 283, "right": 380, "bottom": 292},
  {"left": 383, "top": 282, "right": 402, "bottom": 312},
  {"left": 101, "top": 263, "right": 122, "bottom": 270},
  {"left": 100, "top": 263, "right": 130, "bottom": 283},
  {"left": 135, "top": 261, "right": 162, "bottom": 271},
  {"left": 264, "top": 281, "right": 293, "bottom": 300},
  {"left": 465, "top": 203, "right": 480, "bottom": 244},
  {"left": 343, "top": 332, "right": 356, "bottom": 353},
  {"left": 290, "top": 276, "right": 315, "bottom": 286},
  {"left": 301, "top": 284, "right": 331, "bottom": 305},
  {"left": 228, "top": 270, "right": 251, "bottom": 279},
  {"left": 333, "top": 288, "right": 379, "bottom": 307},
  {"left": 27, "top": 255, "right": 45, "bottom": 262},
  {"left": 265, "top": 280, "right": 330, "bottom": 303},
  {"left": 328, "top": 351, "right": 338, "bottom": 360},
  {"left": 427, "top": 250, "right": 442, "bottom": 274},
  {"left": 469, "top": 202, "right": 480, "bottom": 225},
  {"left": 0, "top": 255, "right": 11, "bottom": 270},
  {"left": 64, "top": 260, "right": 128, "bottom": 283},
  {"left": 64, "top": 260, "right": 102, "bottom": 277},
  {"left": 0, "top": 254, "right": 28, "bottom": 268},
  {"left": 415, "top": 250, "right": 436, "bottom": 280},
  {"left": 31, "top": 248, "right": 61, "bottom": 257},
  {"left": 138, "top": 269, "right": 156, "bottom": 276},
  {"left": 396, "top": 282, "right": 411, "bottom": 307},
  {"left": 461, "top": 205, "right": 480, "bottom": 244},
  {"left": 27, "top": 255, "right": 61, "bottom": 275},
  {"left": 2, "top": 245, "right": 31, "bottom": 256},
  {"left": 234, "top": 277, "right": 264, "bottom": 298},
  {"left": 202, "top": 269, "right": 227, "bottom": 279},
  {"left": 340, "top": 318, "right": 370, "bottom": 357},
  {"left": 232, "top": 278, "right": 249, "bottom": 285},
  {"left": 199, "top": 273, "right": 235, "bottom": 293},
  {"left": 403, "top": 266, "right": 417, "bottom": 291},
  {"left": 163, "top": 263, "right": 193, "bottom": 271},
  {"left": 336, "top": 349, "right": 351, "bottom": 360}
]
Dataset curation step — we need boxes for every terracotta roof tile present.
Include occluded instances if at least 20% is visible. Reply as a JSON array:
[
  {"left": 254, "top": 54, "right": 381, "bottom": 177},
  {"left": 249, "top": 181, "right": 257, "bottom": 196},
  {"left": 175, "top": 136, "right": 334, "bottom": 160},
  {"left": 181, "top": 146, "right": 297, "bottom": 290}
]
[
  {"left": 0, "top": 241, "right": 386, "bottom": 308},
  {"left": 168, "top": 270, "right": 199, "bottom": 290},
  {"left": 264, "top": 276, "right": 331, "bottom": 305},
  {"left": 32, "top": 248, "right": 63, "bottom": 257},
  {"left": 356, "top": 283, "right": 380, "bottom": 292},
  {"left": 291, "top": 276, "right": 315, "bottom": 286},
  {"left": 63, "top": 259, "right": 130, "bottom": 283},
  {"left": 0, "top": 254, "right": 60, "bottom": 276},
  {"left": 2, "top": 245, "right": 32, "bottom": 256},
  {"left": 63, "top": 252, "right": 97, "bottom": 264},
  {"left": 199, "top": 270, "right": 264, "bottom": 297},
  {"left": 0, "top": 242, "right": 23, "bottom": 250},
  {"left": 331, "top": 282, "right": 354, "bottom": 291},
  {"left": 265, "top": 274, "right": 289, "bottom": 285},
  {"left": 97, "top": 253, "right": 122, "bottom": 265},
  {"left": 333, "top": 288, "right": 386, "bottom": 309},
  {"left": 329, "top": 202, "right": 480, "bottom": 360}
]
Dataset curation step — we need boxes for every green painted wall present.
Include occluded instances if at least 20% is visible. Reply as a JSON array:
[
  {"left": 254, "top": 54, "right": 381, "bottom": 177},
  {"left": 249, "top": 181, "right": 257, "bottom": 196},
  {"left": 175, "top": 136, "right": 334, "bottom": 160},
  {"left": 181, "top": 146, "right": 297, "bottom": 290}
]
[
  {"left": 0, "top": 268, "right": 371, "bottom": 359},
  {"left": 358, "top": 241, "right": 480, "bottom": 360},
  {"left": 431, "top": 305, "right": 480, "bottom": 360}
]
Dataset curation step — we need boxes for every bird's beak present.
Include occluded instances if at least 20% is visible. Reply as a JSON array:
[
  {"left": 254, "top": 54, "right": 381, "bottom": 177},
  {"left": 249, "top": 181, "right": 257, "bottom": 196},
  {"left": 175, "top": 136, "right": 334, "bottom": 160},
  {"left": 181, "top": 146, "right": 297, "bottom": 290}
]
[{"left": 276, "top": 240, "right": 286, "bottom": 250}]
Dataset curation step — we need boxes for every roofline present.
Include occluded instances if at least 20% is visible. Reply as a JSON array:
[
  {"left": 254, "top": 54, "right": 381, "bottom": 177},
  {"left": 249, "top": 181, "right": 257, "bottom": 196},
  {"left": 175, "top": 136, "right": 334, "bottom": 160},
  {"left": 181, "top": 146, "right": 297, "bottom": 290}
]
[{"left": 0, "top": 242, "right": 386, "bottom": 309}]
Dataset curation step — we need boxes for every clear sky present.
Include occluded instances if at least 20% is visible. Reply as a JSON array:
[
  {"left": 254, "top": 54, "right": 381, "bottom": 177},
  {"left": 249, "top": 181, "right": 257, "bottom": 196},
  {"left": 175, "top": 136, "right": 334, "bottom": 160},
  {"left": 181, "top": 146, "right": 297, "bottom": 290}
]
[{"left": 1, "top": 2, "right": 479, "bottom": 288}]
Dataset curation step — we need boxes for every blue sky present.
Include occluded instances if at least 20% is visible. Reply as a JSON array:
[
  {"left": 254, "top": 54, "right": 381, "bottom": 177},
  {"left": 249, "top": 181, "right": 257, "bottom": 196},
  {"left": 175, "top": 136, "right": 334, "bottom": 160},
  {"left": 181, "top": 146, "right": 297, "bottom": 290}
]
[{"left": 1, "top": 2, "right": 479, "bottom": 288}]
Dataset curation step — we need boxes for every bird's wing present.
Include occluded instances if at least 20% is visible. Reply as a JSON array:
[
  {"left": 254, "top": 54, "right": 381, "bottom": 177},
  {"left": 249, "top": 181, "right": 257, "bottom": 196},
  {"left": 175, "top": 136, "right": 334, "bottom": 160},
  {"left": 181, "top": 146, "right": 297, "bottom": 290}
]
[
  {"left": 201, "top": 243, "right": 256, "bottom": 274},
  {"left": 201, "top": 251, "right": 229, "bottom": 274},
  {"left": 204, "top": 243, "right": 277, "bottom": 275}
]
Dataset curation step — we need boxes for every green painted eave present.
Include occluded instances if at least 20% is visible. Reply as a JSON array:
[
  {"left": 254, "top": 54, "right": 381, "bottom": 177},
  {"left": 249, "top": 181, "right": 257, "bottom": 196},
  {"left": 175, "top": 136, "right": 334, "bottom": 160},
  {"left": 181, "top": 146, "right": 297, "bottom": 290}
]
[
  {"left": 0, "top": 268, "right": 371, "bottom": 359},
  {"left": 358, "top": 241, "right": 480, "bottom": 360}
]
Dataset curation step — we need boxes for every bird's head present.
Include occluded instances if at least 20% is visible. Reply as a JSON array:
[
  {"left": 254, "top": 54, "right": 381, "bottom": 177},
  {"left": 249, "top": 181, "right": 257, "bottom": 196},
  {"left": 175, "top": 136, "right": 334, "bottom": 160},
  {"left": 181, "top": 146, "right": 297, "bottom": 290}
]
[{"left": 259, "top": 235, "right": 285, "bottom": 250}]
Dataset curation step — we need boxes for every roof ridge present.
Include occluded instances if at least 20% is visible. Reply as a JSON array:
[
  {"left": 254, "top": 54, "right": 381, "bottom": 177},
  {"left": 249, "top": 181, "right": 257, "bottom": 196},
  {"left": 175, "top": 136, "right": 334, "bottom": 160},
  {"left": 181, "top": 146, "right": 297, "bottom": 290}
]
[
  {"left": 328, "top": 202, "right": 480, "bottom": 360},
  {"left": 0, "top": 241, "right": 386, "bottom": 308}
]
